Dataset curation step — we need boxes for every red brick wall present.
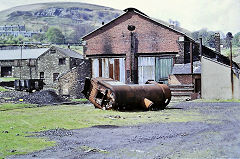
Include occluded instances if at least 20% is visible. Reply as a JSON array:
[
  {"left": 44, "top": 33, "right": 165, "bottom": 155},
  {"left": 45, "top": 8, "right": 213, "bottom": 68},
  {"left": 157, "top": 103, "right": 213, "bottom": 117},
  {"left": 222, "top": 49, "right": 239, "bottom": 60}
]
[
  {"left": 83, "top": 11, "right": 183, "bottom": 56},
  {"left": 169, "top": 74, "right": 201, "bottom": 85}
]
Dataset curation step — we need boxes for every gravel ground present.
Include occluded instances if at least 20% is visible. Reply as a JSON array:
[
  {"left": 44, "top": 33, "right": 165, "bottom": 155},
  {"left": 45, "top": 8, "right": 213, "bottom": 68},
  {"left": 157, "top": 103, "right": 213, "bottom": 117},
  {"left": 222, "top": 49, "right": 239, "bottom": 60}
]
[{"left": 9, "top": 102, "right": 240, "bottom": 159}]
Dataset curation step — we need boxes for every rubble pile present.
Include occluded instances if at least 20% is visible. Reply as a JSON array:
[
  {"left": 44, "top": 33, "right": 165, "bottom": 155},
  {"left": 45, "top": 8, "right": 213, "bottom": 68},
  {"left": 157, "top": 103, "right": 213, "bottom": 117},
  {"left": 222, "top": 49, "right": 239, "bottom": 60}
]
[{"left": 16, "top": 90, "right": 67, "bottom": 105}]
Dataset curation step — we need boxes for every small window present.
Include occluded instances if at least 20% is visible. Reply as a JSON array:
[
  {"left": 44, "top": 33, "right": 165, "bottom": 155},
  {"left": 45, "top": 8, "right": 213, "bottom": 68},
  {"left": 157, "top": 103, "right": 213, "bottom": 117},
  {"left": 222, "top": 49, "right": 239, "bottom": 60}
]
[
  {"left": 59, "top": 58, "right": 66, "bottom": 65},
  {"left": 14, "top": 60, "right": 22, "bottom": 67},
  {"left": 53, "top": 73, "right": 59, "bottom": 82},
  {"left": 28, "top": 59, "right": 36, "bottom": 66},
  {"left": 40, "top": 72, "right": 44, "bottom": 79},
  {"left": 50, "top": 49, "right": 56, "bottom": 54}
]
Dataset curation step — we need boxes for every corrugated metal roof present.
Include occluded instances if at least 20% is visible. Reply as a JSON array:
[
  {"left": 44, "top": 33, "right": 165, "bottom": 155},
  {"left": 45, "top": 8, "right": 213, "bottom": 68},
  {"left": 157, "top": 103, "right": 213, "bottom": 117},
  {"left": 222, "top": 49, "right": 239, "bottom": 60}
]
[
  {"left": 172, "top": 61, "right": 201, "bottom": 74},
  {"left": 0, "top": 48, "right": 48, "bottom": 60},
  {"left": 54, "top": 47, "right": 83, "bottom": 59}
]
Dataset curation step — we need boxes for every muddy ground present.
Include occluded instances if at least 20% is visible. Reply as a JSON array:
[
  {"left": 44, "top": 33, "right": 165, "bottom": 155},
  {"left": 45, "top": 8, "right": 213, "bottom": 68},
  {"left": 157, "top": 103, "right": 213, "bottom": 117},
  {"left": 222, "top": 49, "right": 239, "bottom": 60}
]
[{"left": 10, "top": 102, "right": 240, "bottom": 159}]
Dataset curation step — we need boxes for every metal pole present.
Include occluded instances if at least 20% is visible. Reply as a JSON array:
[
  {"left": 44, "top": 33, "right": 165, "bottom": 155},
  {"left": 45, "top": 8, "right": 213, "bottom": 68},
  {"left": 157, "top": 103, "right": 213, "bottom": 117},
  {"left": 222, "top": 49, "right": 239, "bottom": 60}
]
[
  {"left": 230, "top": 41, "right": 233, "bottom": 98},
  {"left": 190, "top": 41, "right": 193, "bottom": 74},
  {"left": 199, "top": 38, "right": 202, "bottom": 58},
  {"left": 20, "top": 45, "right": 22, "bottom": 79}
]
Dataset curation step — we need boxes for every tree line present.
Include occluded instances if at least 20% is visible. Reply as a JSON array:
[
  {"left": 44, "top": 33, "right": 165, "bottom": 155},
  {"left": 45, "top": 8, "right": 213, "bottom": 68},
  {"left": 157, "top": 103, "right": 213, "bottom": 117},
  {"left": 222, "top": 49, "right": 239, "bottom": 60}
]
[
  {"left": 0, "top": 26, "right": 239, "bottom": 48},
  {"left": 0, "top": 25, "right": 95, "bottom": 45},
  {"left": 191, "top": 29, "right": 240, "bottom": 48}
]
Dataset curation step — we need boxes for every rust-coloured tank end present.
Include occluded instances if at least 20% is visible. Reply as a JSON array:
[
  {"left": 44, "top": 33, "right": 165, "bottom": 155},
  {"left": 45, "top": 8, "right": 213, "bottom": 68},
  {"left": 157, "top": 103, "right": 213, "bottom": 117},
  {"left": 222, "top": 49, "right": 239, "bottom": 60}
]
[{"left": 82, "top": 77, "right": 172, "bottom": 111}]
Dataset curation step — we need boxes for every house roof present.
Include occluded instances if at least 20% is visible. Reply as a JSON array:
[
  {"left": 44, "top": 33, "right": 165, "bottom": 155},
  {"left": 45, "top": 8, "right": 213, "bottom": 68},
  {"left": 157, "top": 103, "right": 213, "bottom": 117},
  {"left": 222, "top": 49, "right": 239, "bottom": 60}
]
[
  {"left": 53, "top": 46, "right": 83, "bottom": 59},
  {"left": 82, "top": 8, "right": 194, "bottom": 41},
  {"left": 172, "top": 61, "right": 201, "bottom": 74},
  {"left": 0, "top": 48, "right": 48, "bottom": 60}
]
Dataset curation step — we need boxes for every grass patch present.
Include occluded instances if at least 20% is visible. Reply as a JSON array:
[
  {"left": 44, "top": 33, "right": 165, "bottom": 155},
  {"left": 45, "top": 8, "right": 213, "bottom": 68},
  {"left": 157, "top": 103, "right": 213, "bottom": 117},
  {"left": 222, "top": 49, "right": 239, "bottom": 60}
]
[
  {"left": 71, "top": 98, "right": 88, "bottom": 102},
  {"left": 0, "top": 86, "right": 8, "bottom": 92},
  {"left": 0, "top": 103, "right": 37, "bottom": 111},
  {"left": 221, "top": 47, "right": 240, "bottom": 57},
  {"left": 0, "top": 77, "right": 17, "bottom": 82},
  {"left": 194, "top": 99, "right": 240, "bottom": 103},
  {"left": 0, "top": 104, "right": 209, "bottom": 158}
]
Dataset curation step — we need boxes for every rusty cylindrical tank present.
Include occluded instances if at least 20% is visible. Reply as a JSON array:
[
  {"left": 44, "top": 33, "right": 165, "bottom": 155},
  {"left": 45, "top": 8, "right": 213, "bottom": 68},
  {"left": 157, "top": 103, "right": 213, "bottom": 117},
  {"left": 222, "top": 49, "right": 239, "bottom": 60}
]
[{"left": 82, "top": 77, "right": 171, "bottom": 110}]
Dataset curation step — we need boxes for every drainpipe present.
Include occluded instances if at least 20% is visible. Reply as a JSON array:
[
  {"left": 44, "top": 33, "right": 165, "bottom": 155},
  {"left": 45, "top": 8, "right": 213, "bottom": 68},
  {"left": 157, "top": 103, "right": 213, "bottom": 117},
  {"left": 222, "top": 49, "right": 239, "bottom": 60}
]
[
  {"left": 131, "top": 32, "right": 138, "bottom": 84},
  {"left": 190, "top": 41, "right": 193, "bottom": 74},
  {"left": 126, "top": 25, "right": 137, "bottom": 84},
  {"left": 190, "top": 41, "right": 193, "bottom": 86},
  {"left": 230, "top": 41, "right": 233, "bottom": 98}
]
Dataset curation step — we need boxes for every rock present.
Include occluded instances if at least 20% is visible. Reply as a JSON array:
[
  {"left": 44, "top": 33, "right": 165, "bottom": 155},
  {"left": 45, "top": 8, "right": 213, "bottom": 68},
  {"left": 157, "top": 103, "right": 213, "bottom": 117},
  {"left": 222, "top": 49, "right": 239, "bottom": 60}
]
[{"left": 2, "top": 130, "right": 9, "bottom": 133}]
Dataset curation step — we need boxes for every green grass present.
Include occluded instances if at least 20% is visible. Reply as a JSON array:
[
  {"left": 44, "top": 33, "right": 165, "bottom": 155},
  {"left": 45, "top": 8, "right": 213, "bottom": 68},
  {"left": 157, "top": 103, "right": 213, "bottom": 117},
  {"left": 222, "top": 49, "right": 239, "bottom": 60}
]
[
  {"left": 0, "top": 77, "right": 17, "bottom": 82},
  {"left": 221, "top": 47, "right": 240, "bottom": 57},
  {"left": 0, "top": 86, "right": 8, "bottom": 92},
  {"left": 71, "top": 98, "right": 88, "bottom": 102},
  {"left": 0, "top": 104, "right": 209, "bottom": 158},
  {"left": 0, "top": 103, "right": 37, "bottom": 111}
]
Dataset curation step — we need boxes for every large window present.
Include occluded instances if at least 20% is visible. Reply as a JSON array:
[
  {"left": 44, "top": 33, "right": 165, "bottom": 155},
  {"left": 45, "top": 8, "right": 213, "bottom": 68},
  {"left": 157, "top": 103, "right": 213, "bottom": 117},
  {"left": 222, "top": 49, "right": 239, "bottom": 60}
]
[{"left": 59, "top": 58, "right": 66, "bottom": 65}]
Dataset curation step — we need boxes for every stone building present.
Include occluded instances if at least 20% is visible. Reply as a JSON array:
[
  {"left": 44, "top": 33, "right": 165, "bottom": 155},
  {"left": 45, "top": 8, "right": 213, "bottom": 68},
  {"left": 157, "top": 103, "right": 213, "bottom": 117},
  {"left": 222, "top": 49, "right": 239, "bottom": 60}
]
[
  {"left": 0, "top": 48, "right": 48, "bottom": 78},
  {"left": 37, "top": 46, "right": 86, "bottom": 87},
  {"left": 57, "top": 60, "right": 91, "bottom": 98}
]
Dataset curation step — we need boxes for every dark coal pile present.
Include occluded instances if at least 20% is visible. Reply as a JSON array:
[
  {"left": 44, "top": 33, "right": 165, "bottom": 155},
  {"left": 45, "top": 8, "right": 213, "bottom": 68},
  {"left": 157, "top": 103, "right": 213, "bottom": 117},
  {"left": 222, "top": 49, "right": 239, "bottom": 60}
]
[
  {"left": 16, "top": 90, "right": 67, "bottom": 105},
  {"left": 0, "top": 90, "right": 29, "bottom": 99}
]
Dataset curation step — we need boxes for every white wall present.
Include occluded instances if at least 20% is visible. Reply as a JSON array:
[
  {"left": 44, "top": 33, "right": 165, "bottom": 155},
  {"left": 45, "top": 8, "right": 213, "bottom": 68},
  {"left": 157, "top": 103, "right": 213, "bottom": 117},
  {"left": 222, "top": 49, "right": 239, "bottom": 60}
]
[{"left": 201, "top": 56, "right": 240, "bottom": 99}]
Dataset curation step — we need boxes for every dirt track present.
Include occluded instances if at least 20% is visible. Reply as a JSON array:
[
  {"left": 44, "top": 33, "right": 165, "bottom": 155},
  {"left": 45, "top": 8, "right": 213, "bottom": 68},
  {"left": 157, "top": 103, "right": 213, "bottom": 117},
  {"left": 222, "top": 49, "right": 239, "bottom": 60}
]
[{"left": 10, "top": 102, "right": 240, "bottom": 159}]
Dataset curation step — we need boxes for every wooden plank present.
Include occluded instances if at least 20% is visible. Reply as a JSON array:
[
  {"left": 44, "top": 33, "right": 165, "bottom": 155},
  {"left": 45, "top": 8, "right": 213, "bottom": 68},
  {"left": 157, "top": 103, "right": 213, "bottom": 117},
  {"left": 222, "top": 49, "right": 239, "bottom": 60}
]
[
  {"left": 109, "top": 60, "right": 114, "bottom": 79},
  {"left": 119, "top": 58, "right": 125, "bottom": 83},
  {"left": 98, "top": 58, "right": 102, "bottom": 77},
  {"left": 114, "top": 59, "right": 120, "bottom": 81},
  {"left": 102, "top": 58, "right": 109, "bottom": 78},
  {"left": 92, "top": 59, "right": 99, "bottom": 78},
  {"left": 155, "top": 57, "right": 173, "bottom": 84}
]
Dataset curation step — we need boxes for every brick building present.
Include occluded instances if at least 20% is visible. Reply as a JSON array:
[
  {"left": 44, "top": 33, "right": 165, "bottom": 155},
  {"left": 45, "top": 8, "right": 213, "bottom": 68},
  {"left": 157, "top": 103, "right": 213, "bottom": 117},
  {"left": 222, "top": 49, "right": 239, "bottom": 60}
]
[
  {"left": 82, "top": 8, "right": 199, "bottom": 85},
  {"left": 82, "top": 7, "right": 240, "bottom": 99}
]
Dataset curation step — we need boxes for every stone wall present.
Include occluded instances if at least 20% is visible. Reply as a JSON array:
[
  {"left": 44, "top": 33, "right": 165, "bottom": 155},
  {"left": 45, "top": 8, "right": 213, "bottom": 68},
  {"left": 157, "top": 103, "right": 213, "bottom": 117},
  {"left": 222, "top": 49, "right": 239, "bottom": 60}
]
[
  {"left": 0, "top": 59, "right": 37, "bottom": 79},
  {"left": 58, "top": 59, "right": 91, "bottom": 98},
  {"left": 37, "top": 48, "right": 71, "bottom": 87}
]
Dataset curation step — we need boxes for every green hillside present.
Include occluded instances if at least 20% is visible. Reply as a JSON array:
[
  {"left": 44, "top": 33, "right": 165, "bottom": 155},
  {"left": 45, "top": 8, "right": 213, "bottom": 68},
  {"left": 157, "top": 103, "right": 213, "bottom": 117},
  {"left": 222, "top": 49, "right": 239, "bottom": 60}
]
[{"left": 0, "top": 2, "right": 123, "bottom": 40}]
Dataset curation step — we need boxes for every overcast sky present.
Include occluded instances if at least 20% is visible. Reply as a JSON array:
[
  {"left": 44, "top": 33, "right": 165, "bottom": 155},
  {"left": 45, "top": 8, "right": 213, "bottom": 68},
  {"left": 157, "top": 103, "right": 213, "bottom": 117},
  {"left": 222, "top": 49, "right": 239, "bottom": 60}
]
[{"left": 0, "top": 0, "right": 239, "bottom": 34}]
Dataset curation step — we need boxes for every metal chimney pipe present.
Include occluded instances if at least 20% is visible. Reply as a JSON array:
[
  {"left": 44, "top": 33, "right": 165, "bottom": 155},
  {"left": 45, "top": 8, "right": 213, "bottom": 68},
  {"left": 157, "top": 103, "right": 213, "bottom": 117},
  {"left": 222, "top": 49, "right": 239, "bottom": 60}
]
[{"left": 214, "top": 33, "right": 221, "bottom": 53}]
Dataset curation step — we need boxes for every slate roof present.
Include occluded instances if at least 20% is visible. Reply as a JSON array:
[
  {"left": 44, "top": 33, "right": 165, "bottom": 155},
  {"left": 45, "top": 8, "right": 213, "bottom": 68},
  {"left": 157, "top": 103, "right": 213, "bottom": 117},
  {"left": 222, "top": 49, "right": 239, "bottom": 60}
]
[
  {"left": 54, "top": 46, "right": 83, "bottom": 59},
  {"left": 0, "top": 48, "right": 48, "bottom": 60},
  {"left": 171, "top": 61, "right": 201, "bottom": 74}
]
